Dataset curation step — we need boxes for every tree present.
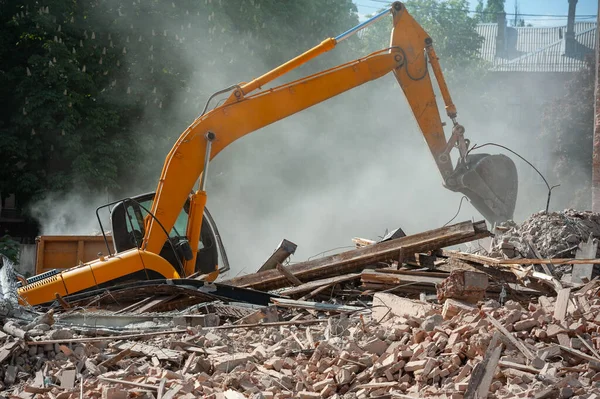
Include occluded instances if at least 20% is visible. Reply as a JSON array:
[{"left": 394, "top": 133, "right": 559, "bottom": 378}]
[
  {"left": 359, "top": 0, "right": 484, "bottom": 81},
  {"left": 474, "top": 0, "right": 485, "bottom": 23},
  {"left": 480, "top": 0, "right": 505, "bottom": 23},
  {"left": 0, "top": 1, "right": 138, "bottom": 206},
  {"left": 0, "top": 0, "right": 362, "bottom": 216}
]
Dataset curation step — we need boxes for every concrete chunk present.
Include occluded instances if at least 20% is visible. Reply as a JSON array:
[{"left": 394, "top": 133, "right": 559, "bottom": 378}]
[
  {"left": 373, "top": 293, "right": 434, "bottom": 321},
  {"left": 213, "top": 354, "right": 255, "bottom": 372}
]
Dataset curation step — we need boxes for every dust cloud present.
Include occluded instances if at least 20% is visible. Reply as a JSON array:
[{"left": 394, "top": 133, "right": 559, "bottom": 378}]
[
  {"left": 29, "top": 4, "right": 590, "bottom": 278},
  {"left": 28, "top": 190, "right": 112, "bottom": 236}
]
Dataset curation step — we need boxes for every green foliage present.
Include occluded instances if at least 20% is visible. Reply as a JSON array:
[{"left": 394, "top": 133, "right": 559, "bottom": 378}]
[
  {"left": 0, "top": 235, "right": 20, "bottom": 264},
  {"left": 480, "top": 0, "right": 506, "bottom": 23},
  {"left": 474, "top": 1, "right": 485, "bottom": 23},
  {"left": 0, "top": 0, "right": 360, "bottom": 210}
]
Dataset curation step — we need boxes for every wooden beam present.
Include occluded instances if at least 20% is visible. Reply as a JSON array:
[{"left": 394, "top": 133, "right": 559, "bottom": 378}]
[
  {"left": 465, "top": 332, "right": 502, "bottom": 399},
  {"left": 257, "top": 239, "right": 297, "bottom": 272},
  {"left": 361, "top": 269, "right": 446, "bottom": 287},
  {"left": 553, "top": 288, "right": 571, "bottom": 322},
  {"left": 279, "top": 274, "right": 360, "bottom": 297},
  {"left": 276, "top": 263, "right": 302, "bottom": 286},
  {"left": 222, "top": 220, "right": 490, "bottom": 291},
  {"left": 98, "top": 377, "right": 158, "bottom": 390},
  {"left": 98, "top": 348, "right": 132, "bottom": 369},
  {"left": 485, "top": 313, "right": 534, "bottom": 360},
  {"left": 443, "top": 250, "right": 600, "bottom": 266},
  {"left": 271, "top": 298, "right": 363, "bottom": 313}
]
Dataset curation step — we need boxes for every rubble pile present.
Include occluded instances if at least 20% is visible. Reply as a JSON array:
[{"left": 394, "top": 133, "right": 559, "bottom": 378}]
[
  {"left": 489, "top": 209, "right": 600, "bottom": 259},
  {"left": 4, "top": 218, "right": 600, "bottom": 397},
  {"left": 2, "top": 283, "right": 600, "bottom": 398}
]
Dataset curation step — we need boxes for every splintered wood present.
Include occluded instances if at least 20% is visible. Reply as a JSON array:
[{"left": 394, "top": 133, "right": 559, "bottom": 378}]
[{"left": 222, "top": 220, "right": 490, "bottom": 291}]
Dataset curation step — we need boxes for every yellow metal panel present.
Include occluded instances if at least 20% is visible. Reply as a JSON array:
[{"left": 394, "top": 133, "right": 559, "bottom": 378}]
[
  {"left": 137, "top": 251, "right": 182, "bottom": 280},
  {"left": 18, "top": 275, "right": 67, "bottom": 306},
  {"left": 19, "top": 249, "right": 181, "bottom": 306},
  {"left": 61, "top": 264, "right": 97, "bottom": 294},
  {"left": 88, "top": 249, "right": 145, "bottom": 284}
]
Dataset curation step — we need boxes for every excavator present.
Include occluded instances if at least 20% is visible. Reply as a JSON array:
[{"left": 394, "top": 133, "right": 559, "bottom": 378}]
[{"left": 18, "top": 2, "right": 518, "bottom": 306}]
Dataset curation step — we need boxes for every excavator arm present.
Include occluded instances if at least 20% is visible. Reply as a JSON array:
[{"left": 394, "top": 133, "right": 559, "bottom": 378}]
[
  {"left": 18, "top": 2, "right": 517, "bottom": 306},
  {"left": 144, "top": 2, "right": 518, "bottom": 274}
]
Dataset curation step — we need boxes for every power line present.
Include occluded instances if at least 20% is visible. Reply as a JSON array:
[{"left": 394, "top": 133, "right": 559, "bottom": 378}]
[{"left": 361, "top": 0, "right": 597, "bottom": 18}]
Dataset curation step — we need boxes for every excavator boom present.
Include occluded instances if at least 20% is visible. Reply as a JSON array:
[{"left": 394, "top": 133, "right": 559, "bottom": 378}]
[{"left": 18, "top": 2, "right": 518, "bottom": 306}]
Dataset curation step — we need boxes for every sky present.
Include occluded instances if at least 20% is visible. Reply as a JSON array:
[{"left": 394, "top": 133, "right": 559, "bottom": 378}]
[{"left": 354, "top": 0, "right": 598, "bottom": 27}]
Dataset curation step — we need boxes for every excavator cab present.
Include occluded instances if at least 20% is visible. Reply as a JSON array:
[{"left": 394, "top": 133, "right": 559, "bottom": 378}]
[
  {"left": 447, "top": 153, "right": 518, "bottom": 225},
  {"left": 109, "top": 192, "right": 229, "bottom": 276}
]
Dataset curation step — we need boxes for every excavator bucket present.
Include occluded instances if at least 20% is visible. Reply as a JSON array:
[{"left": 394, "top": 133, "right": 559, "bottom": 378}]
[{"left": 448, "top": 153, "right": 518, "bottom": 224}]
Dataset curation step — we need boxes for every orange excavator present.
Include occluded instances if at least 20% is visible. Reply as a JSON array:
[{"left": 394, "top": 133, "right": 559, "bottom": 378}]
[{"left": 19, "top": 2, "right": 518, "bottom": 306}]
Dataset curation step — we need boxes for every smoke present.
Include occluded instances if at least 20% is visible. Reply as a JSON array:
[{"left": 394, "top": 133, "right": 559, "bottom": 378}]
[
  {"left": 28, "top": 190, "right": 112, "bottom": 236},
  {"left": 29, "top": 3, "right": 591, "bottom": 279}
]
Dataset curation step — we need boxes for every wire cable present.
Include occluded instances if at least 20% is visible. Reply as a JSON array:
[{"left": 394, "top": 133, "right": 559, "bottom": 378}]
[
  {"left": 467, "top": 142, "right": 560, "bottom": 213},
  {"left": 443, "top": 195, "right": 470, "bottom": 227},
  {"left": 307, "top": 246, "right": 357, "bottom": 261},
  {"left": 364, "top": 0, "right": 597, "bottom": 17},
  {"left": 198, "top": 84, "right": 241, "bottom": 118}
]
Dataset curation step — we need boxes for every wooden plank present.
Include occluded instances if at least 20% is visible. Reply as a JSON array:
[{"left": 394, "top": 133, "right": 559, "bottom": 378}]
[
  {"left": 97, "top": 348, "right": 132, "bottom": 369},
  {"left": 572, "top": 236, "right": 598, "bottom": 284},
  {"left": 112, "top": 341, "right": 184, "bottom": 362},
  {"left": 257, "top": 239, "right": 297, "bottom": 272},
  {"left": 554, "top": 288, "right": 571, "bottom": 322},
  {"left": 497, "top": 360, "right": 540, "bottom": 374},
  {"left": 352, "top": 237, "right": 376, "bottom": 247},
  {"left": 526, "top": 239, "right": 555, "bottom": 277},
  {"left": 374, "top": 268, "right": 450, "bottom": 278},
  {"left": 361, "top": 270, "right": 446, "bottom": 287},
  {"left": 222, "top": 220, "right": 490, "bottom": 291},
  {"left": 271, "top": 298, "right": 363, "bottom": 313},
  {"left": 575, "top": 277, "right": 599, "bottom": 295},
  {"left": 485, "top": 313, "right": 534, "bottom": 360},
  {"left": 279, "top": 274, "right": 360, "bottom": 297},
  {"left": 558, "top": 345, "right": 600, "bottom": 363},
  {"left": 276, "top": 263, "right": 302, "bottom": 286},
  {"left": 299, "top": 282, "right": 337, "bottom": 301},
  {"left": 98, "top": 377, "right": 158, "bottom": 390},
  {"left": 114, "top": 297, "right": 155, "bottom": 315},
  {"left": 134, "top": 294, "right": 180, "bottom": 314},
  {"left": 27, "top": 329, "right": 189, "bottom": 345},
  {"left": 444, "top": 250, "right": 600, "bottom": 266},
  {"left": 576, "top": 333, "right": 600, "bottom": 360},
  {"left": 28, "top": 321, "right": 329, "bottom": 346},
  {"left": 465, "top": 332, "right": 502, "bottom": 399},
  {"left": 0, "top": 342, "right": 19, "bottom": 363}
]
